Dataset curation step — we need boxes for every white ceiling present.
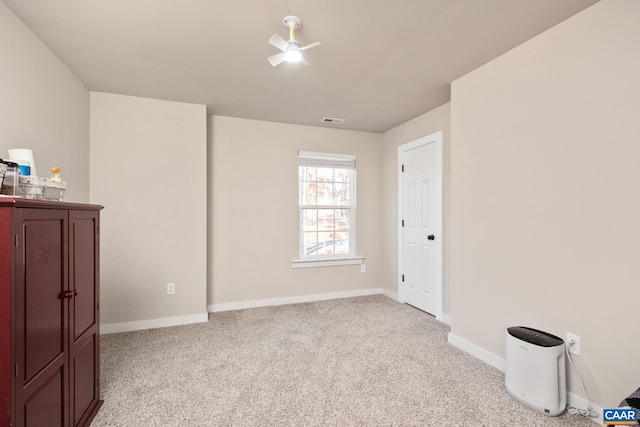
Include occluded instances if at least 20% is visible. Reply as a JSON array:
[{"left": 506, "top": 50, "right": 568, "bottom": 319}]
[{"left": 4, "top": 0, "right": 599, "bottom": 133}]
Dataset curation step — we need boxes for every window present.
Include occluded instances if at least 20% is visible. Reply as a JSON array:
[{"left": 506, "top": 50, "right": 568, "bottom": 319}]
[{"left": 298, "top": 151, "right": 356, "bottom": 259}]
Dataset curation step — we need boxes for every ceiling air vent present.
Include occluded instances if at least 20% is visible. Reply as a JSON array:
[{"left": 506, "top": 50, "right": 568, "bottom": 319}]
[{"left": 321, "top": 117, "right": 346, "bottom": 124}]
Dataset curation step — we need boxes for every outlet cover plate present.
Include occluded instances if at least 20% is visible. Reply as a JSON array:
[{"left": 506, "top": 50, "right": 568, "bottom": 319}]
[{"left": 566, "top": 333, "right": 581, "bottom": 356}]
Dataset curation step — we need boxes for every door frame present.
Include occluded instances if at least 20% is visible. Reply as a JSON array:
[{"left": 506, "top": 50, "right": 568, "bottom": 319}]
[{"left": 397, "top": 131, "right": 444, "bottom": 320}]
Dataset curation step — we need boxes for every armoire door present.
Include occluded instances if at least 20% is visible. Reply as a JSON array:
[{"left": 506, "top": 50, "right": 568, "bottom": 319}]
[
  {"left": 14, "top": 209, "right": 69, "bottom": 427},
  {"left": 68, "top": 210, "right": 100, "bottom": 426}
]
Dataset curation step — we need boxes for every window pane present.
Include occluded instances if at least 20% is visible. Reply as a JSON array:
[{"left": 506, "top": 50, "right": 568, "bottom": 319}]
[
  {"left": 316, "top": 167, "right": 333, "bottom": 182},
  {"left": 302, "top": 209, "right": 317, "bottom": 231},
  {"left": 335, "top": 234, "right": 350, "bottom": 254},
  {"left": 301, "top": 166, "right": 316, "bottom": 182},
  {"left": 317, "top": 209, "right": 335, "bottom": 231},
  {"left": 304, "top": 232, "right": 318, "bottom": 255},
  {"left": 316, "top": 182, "right": 334, "bottom": 205},
  {"left": 301, "top": 182, "right": 317, "bottom": 205},
  {"left": 335, "top": 183, "right": 350, "bottom": 205},
  {"left": 335, "top": 209, "right": 350, "bottom": 232},
  {"left": 317, "top": 232, "right": 335, "bottom": 255},
  {"left": 334, "top": 168, "right": 351, "bottom": 183}
]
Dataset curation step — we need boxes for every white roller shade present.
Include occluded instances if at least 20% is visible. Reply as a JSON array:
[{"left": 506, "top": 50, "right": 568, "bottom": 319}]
[{"left": 298, "top": 151, "right": 356, "bottom": 169}]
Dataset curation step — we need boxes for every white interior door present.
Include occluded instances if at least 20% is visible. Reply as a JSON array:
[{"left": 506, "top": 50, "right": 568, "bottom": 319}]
[{"left": 398, "top": 132, "right": 442, "bottom": 318}]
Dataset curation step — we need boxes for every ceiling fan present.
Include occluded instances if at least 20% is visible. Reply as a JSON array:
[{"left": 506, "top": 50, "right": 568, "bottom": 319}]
[{"left": 267, "top": 16, "right": 320, "bottom": 67}]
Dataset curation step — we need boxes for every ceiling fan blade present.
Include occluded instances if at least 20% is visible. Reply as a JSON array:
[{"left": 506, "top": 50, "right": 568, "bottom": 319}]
[
  {"left": 299, "top": 41, "right": 320, "bottom": 51},
  {"left": 268, "top": 34, "right": 288, "bottom": 51},
  {"left": 301, "top": 57, "right": 312, "bottom": 66},
  {"left": 267, "top": 52, "right": 286, "bottom": 66}
]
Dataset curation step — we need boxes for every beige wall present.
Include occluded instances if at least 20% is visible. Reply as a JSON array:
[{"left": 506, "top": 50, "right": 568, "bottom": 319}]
[
  {"left": 90, "top": 92, "right": 207, "bottom": 326},
  {"left": 381, "top": 104, "right": 451, "bottom": 315},
  {"left": 209, "top": 115, "right": 383, "bottom": 307},
  {"left": 450, "top": 0, "right": 639, "bottom": 407},
  {"left": 0, "top": 2, "right": 89, "bottom": 202}
]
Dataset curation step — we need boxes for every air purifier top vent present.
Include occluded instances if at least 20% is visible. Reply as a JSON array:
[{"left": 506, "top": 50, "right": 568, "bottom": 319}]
[{"left": 507, "top": 326, "right": 564, "bottom": 347}]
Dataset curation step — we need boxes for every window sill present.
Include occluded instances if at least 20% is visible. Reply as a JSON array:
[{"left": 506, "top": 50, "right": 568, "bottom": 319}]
[{"left": 291, "top": 256, "right": 364, "bottom": 269}]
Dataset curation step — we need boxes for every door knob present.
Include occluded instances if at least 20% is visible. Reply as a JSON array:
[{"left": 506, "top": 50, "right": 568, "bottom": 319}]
[
  {"left": 427, "top": 235, "right": 435, "bottom": 240},
  {"left": 62, "top": 290, "right": 74, "bottom": 299}
]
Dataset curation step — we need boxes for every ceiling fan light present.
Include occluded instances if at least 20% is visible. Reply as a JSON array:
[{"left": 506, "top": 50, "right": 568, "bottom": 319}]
[{"left": 284, "top": 49, "right": 302, "bottom": 63}]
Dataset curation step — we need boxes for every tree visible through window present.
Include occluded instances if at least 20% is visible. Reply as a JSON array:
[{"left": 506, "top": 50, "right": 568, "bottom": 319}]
[{"left": 298, "top": 151, "right": 356, "bottom": 258}]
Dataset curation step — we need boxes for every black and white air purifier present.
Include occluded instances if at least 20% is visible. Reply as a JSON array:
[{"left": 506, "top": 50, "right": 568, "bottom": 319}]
[{"left": 505, "top": 326, "right": 566, "bottom": 416}]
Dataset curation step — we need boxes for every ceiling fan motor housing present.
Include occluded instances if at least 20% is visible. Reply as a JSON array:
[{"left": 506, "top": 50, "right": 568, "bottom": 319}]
[{"left": 283, "top": 16, "right": 301, "bottom": 29}]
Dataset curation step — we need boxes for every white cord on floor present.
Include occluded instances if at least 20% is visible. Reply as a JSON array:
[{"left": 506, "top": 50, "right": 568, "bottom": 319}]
[{"left": 565, "top": 345, "right": 599, "bottom": 418}]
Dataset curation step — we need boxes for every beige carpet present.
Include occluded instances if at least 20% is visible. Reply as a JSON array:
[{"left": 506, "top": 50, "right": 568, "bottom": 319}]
[{"left": 92, "top": 295, "right": 594, "bottom": 426}]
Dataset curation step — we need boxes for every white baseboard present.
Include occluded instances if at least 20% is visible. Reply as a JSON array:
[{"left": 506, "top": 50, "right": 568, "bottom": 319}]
[
  {"left": 101, "top": 289, "right": 396, "bottom": 334},
  {"left": 439, "top": 313, "right": 451, "bottom": 325},
  {"left": 380, "top": 288, "right": 398, "bottom": 301},
  {"left": 101, "top": 312, "right": 208, "bottom": 335},
  {"left": 447, "top": 332, "right": 506, "bottom": 372},
  {"left": 208, "top": 288, "right": 388, "bottom": 313},
  {"left": 567, "top": 392, "right": 603, "bottom": 424},
  {"left": 448, "top": 332, "right": 603, "bottom": 424}
]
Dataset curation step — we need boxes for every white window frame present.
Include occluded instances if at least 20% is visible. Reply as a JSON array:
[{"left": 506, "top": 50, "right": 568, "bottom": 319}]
[{"left": 293, "top": 151, "right": 363, "bottom": 268}]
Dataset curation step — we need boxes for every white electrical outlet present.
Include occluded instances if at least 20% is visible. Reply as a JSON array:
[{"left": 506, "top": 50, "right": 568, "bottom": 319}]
[
  {"left": 167, "top": 283, "right": 175, "bottom": 295},
  {"left": 566, "top": 333, "right": 581, "bottom": 356},
  {"left": 361, "top": 264, "right": 366, "bottom": 273}
]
